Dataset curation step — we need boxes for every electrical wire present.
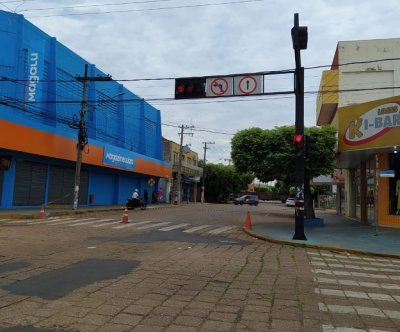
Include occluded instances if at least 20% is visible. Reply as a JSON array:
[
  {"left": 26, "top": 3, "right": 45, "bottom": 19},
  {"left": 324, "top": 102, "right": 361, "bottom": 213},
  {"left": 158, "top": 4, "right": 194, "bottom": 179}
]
[
  {"left": 19, "top": 0, "right": 179, "bottom": 12},
  {"left": 25, "top": 0, "right": 266, "bottom": 18}
]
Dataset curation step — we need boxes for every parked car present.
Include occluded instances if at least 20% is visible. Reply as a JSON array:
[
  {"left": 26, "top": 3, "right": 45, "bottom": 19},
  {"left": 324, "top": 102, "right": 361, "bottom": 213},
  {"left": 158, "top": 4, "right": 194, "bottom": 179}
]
[
  {"left": 285, "top": 197, "right": 304, "bottom": 207},
  {"left": 234, "top": 195, "right": 259, "bottom": 206}
]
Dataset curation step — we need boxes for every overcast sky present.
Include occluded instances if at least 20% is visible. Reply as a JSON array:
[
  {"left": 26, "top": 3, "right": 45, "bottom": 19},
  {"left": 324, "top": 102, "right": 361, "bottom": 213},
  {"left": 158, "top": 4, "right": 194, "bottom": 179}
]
[{"left": 3, "top": 0, "right": 399, "bottom": 164}]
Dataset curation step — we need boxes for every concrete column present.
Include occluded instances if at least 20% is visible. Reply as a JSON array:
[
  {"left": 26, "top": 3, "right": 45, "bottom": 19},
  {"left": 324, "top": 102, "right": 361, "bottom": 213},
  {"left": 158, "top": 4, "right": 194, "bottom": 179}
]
[
  {"left": 345, "top": 168, "right": 357, "bottom": 218},
  {"left": 360, "top": 161, "right": 368, "bottom": 224}
]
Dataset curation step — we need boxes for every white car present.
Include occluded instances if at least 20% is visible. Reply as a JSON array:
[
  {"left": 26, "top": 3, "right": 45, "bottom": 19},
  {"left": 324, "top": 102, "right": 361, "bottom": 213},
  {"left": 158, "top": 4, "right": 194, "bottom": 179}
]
[{"left": 285, "top": 197, "right": 304, "bottom": 207}]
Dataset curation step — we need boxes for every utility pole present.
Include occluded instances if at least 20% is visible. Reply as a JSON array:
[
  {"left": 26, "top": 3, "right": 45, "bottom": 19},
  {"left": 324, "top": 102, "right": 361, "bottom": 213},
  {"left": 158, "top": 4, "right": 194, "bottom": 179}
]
[
  {"left": 201, "top": 141, "right": 215, "bottom": 203},
  {"left": 176, "top": 125, "right": 194, "bottom": 205},
  {"left": 73, "top": 64, "right": 111, "bottom": 210},
  {"left": 224, "top": 158, "right": 232, "bottom": 166},
  {"left": 291, "top": 13, "right": 308, "bottom": 240}
]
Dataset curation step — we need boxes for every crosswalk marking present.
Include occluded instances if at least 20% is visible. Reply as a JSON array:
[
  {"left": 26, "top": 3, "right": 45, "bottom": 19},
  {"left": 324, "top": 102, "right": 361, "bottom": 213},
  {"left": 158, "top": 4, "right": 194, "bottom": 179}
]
[
  {"left": 312, "top": 256, "right": 400, "bottom": 269},
  {"left": 159, "top": 223, "right": 189, "bottom": 231},
  {"left": 315, "top": 287, "right": 398, "bottom": 303},
  {"left": 70, "top": 218, "right": 115, "bottom": 227},
  {"left": 112, "top": 220, "right": 155, "bottom": 230},
  {"left": 319, "top": 302, "right": 400, "bottom": 319},
  {"left": 50, "top": 218, "right": 96, "bottom": 226},
  {"left": 311, "top": 260, "right": 400, "bottom": 273},
  {"left": 135, "top": 222, "right": 171, "bottom": 230},
  {"left": 183, "top": 225, "right": 212, "bottom": 233},
  {"left": 26, "top": 217, "right": 77, "bottom": 225},
  {"left": 322, "top": 324, "right": 390, "bottom": 332},
  {"left": 92, "top": 220, "right": 121, "bottom": 228},
  {"left": 207, "top": 226, "right": 236, "bottom": 235},
  {"left": 2, "top": 216, "right": 238, "bottom": 237},
  {"left": 314, "top": 276, "right": 400, "bottom": 290},
  {"left": 311, "top": 268, "right": 400, "bottom": 280}
]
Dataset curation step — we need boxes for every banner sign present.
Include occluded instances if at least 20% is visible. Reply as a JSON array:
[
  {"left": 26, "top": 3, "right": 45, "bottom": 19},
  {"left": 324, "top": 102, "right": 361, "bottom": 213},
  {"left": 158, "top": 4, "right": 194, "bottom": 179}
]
[
  {"left": 339, "top": 96, "right": 400, "bottom": 152},
  {"left": 103, "top": 144, "right": 135, "bottom": 170},
  {"left": 25, "top": 40, "right": 45, "bottom": 104}
]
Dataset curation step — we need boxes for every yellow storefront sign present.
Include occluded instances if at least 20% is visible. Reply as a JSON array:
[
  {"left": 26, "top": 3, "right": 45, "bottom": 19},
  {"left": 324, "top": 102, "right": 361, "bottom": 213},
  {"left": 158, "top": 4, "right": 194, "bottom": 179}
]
[{"left": 338, "top": 96, "right": 400, "bottom": 152}]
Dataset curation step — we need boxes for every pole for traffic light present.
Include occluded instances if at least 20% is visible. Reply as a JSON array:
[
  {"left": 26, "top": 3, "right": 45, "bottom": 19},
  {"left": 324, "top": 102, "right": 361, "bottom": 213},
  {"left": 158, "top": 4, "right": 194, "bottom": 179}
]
[
  {"left": 201, "top": 141, "right": 214, "bottom": 203},
  {"left": 292, "top": 13, "right": 307, "bottom": 240}
]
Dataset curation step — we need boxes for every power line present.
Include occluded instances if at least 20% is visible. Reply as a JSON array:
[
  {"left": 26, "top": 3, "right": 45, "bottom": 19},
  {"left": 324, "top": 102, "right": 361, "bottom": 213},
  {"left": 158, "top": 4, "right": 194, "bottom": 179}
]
[
  {"left": 19, "top": 0, "right": 178, "bottom": 12},
  {"left": 3, "top": 57, "right": 400, "bottom": 84},
  {"left": 26, "top": 0, "right": 266, "bottom": 18}
]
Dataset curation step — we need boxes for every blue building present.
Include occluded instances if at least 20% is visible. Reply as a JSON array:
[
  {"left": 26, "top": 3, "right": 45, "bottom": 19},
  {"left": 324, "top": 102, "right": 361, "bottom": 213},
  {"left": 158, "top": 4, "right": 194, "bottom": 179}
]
[{"left": 0, "top": 10, "right": 171, "bottom": 208}]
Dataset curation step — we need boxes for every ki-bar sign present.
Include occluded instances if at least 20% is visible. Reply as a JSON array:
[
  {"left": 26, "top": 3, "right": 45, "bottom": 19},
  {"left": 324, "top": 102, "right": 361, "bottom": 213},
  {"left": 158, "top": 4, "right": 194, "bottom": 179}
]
[{"left": 175, "top": 74, "right": 263, "bottom": 99}]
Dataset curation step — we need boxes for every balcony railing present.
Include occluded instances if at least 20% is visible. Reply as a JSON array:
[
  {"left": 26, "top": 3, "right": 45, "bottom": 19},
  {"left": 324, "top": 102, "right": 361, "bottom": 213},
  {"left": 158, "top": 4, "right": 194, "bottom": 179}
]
[{"left": 172, "top": 161, "right": 203, "bottom": 177}]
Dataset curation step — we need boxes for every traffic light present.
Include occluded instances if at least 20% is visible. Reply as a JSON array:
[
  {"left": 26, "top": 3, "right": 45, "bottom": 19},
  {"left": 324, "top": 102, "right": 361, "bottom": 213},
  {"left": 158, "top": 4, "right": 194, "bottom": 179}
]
[
  {"left": 293, "top": 134, "right": 304, "bottom": 158},
  {"left": 291, "top": 25, "right": 308, "bottom": 50},
  {"left": 305, "top": 135, "right": 318, "bottom": 157},
  {"left": 175, "top": 77, "right": 206, "bottom": 99}
]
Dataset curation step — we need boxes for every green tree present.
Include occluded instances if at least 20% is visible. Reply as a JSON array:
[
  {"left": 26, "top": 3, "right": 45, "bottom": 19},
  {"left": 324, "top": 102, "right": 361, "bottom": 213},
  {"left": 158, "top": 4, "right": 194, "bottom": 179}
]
[
  {"left": 203, "top": 163, "right": 253, "bottom": 203},
  {"left": 231, "top": 125, "right": 337, "bottom": 218}
]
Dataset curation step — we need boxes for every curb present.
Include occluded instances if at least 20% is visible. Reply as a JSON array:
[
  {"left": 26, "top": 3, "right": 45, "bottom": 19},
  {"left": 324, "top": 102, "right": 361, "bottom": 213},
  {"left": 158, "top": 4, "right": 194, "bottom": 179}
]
[
  {"left": 0, "top": 203, "right": 183, "bottom": 220},
  {"left": 243, "top": 227, "right": 400, "bottom": 259}
]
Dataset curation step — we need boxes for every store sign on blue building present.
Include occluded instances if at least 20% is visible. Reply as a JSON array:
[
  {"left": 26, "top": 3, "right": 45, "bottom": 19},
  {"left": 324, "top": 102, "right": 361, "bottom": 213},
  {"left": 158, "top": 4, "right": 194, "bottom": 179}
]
[
  {"left": 103, "top": 144, "right": 135, "bottom": 170},
  {"left": 26, "top": 40, "right": 45, "bottom": 103}
]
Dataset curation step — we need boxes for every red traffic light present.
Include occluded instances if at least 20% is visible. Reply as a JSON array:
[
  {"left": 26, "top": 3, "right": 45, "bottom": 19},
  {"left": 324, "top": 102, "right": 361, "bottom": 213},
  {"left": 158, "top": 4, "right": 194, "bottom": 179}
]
[
  {"left": 293, "top": 134, "right": 303, "bottom": 143},
  {"left": 175, "top": 77, "right": 206, "bottom": 99}
]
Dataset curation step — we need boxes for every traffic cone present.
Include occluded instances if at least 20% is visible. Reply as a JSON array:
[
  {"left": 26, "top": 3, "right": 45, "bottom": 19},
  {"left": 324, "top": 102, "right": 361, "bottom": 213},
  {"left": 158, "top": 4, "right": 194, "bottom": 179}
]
[
  {"left": 38, "top": 204, "right": 46, "bottom": 219},
  {"left": 243, "top": 211, "right": 252, "bottom": 229},
  {"left": 121, "top": 208, "right": 129, "bottom": 223}
]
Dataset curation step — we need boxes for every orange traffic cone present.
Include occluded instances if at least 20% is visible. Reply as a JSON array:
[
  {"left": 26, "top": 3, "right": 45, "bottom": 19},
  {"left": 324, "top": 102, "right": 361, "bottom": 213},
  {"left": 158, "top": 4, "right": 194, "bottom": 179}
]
[
  {"left": 38, "top": 204, "right": 46, "bottom": 219},
  {"left": 121, "top": 208, "right": 129, "bottom": 223},
  {"left": 243, "top": 211, "right": 252, "bottom": 229}
]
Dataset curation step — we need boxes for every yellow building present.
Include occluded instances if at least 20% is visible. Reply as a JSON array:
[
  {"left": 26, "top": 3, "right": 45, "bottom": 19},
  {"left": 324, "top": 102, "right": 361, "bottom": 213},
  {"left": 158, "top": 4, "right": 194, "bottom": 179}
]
[
  {"left": 317, "top": 38, "right": 400, "bottom": 227},
  {"left": 162, "top": 138, "right": 203, "bottom": 203}
]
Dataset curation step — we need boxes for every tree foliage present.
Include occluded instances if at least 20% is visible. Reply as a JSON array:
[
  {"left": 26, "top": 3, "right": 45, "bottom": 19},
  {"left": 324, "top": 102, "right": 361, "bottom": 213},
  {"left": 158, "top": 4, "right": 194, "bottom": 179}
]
[
  {"left": 204, "top": 163, "right": 253, "bottom": 203},
  {"left": 231, "top": 125, "right": 337, "bottom": 218},
  {"left": 231, "top": 125, "right": 337, "bottom": 182}
]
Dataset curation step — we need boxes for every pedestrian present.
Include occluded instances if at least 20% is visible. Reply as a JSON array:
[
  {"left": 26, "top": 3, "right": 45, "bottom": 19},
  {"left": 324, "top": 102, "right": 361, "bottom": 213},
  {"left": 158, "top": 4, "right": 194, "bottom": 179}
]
[
  {"left": 186, "top": 188, "right": 190, "bottom": 204},
  {"left": 132, "top": 188, "right": 139, "bottom": 199},
  {"left": 152, "top": 190, "right": 157, "bottom": 204},
  {"left": 144, "top": 189, "right": 149, "bottom": 204},
  {"left": 158, "top": 188, "right": 163, "bottom": 204}
]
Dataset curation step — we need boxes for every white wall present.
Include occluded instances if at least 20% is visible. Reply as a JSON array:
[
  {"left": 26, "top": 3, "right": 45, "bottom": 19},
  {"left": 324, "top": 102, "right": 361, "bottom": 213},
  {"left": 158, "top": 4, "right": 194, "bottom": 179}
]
[{"left": 338, "top": 38, "right": 400, "bottom": 107}]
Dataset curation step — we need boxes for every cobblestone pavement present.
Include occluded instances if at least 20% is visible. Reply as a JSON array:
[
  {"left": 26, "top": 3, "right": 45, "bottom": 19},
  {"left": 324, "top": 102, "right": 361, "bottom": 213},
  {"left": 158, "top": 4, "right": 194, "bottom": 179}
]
[{"left": 0, "top": 204, "right": 398, "bottom": 331}]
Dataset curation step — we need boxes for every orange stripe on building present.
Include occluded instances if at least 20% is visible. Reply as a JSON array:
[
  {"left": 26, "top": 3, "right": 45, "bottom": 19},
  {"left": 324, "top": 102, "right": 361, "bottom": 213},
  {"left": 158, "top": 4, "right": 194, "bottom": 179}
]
[{"left": 0, "top": 119, "right": 171, "bottom": 178}]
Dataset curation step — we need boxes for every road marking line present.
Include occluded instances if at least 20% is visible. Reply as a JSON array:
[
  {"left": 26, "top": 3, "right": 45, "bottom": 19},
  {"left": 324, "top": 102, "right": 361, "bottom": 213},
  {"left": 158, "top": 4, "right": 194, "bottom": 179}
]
[
  {"left": 26, "top": 217, "right": 77, "bottom": 225},
  {"left": 51, "top": 218, "right": 96, "bottom": 225},
  {"left": 309, "top": 252, "right": 400, "bottom": 265},
  {"left": 183, "top": 225, "right": 212, "bottom": 233},
  {"left": 92, "top": 220, "right": 120, "bottom": 228},
  {"left": 316, "top": 287, "right": 397, "bottom": 302},
  {"left": 314, "top": 276, "right": 400, "bottom": 290},
  {"left": 311, "top": 260, "right": 400, "bottom": 273},
  {"left": 69, "top": 218, "right": 115, "bottom": 226},
  {"left": 322, "top": 324, "right": 390, "bottom": 332},
  {"left": 312, "top": 269, "right": 395, "bottom": 279},
  {"left": 319, "top": 302, "right": 400, "bottom": 319},
  {"left": 112, "top": 220, "right": 155, "bottom": 230},
  {"left": 312, "top": 256, "right": 400, "bottom": 269},
  {"left": 207, "top": 226, "right": 236, "bottom": 235},
  {"left": 159, "top": 223, "right": 189, "bottom": 231},
  {"left": 136, "top": 222, "right": 171, "bottom": 230}
]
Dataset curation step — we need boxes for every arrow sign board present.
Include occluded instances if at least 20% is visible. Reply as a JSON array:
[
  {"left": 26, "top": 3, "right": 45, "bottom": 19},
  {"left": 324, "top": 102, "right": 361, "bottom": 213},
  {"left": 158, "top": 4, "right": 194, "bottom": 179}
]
[
  {"left": 234, "top": 75, "right": 263, "bottom": 96},
  {"left": 175, "top": 74, "right": 264, "bottom": 99},
  {"left": 206, "top": 77, "right": 233, "bottom": 97}
]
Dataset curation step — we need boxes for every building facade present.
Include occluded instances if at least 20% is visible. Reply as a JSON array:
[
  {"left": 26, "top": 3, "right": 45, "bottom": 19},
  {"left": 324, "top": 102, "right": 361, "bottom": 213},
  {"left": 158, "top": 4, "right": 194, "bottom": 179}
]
[
  {"left": 0, "top": 10, "right": 171, "bottom": 208},
  {"left": 162, "top": 138, "right": 203, "bottom": 203},
  {"left": 316, "top": 38, "right": 400, "bottom": 227}
]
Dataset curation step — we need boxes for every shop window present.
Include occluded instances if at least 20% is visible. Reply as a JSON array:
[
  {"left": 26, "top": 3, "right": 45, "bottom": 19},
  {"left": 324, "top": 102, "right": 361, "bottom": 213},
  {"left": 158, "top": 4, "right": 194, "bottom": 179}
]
[{"left": 389, "top": 153, "right": 400, "bottom": 215}]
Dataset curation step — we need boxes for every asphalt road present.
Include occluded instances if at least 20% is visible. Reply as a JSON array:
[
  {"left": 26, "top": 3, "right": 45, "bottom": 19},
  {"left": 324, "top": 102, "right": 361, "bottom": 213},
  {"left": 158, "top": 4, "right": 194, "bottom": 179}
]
[{"left": 0, "top": 202, "right": 399, "bottom": 331}]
